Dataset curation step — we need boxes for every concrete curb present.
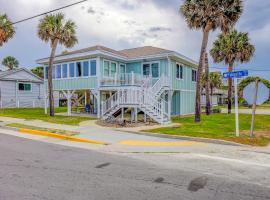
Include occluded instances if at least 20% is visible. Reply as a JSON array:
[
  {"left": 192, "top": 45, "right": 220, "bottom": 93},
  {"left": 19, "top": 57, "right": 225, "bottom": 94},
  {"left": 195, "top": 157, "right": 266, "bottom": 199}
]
[
  {"left": 118, "top": 130, "right": 246, "bottom": 147},
  {"left": 1, "top": 126, "right": 109, "bottom": 145}
]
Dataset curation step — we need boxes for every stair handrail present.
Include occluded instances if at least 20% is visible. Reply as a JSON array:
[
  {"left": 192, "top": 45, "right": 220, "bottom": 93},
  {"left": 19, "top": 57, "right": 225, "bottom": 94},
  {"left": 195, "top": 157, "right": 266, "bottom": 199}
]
[
  {"left": 101, "top": 91, "right": 119, "bottom": 116},
  {"left": 151, "top": 75, "right": 170, "bottom": 96},
  {"left": 143, "top": 89, "right": 169, "bottom": 119}
]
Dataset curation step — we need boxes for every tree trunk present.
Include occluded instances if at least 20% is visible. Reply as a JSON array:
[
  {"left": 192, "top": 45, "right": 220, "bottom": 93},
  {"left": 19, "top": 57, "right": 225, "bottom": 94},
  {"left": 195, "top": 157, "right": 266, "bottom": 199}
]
[
  {"left": 227, "top": 63, "right": 233, "bottom": 114},
  {"left": 48, "top": 39, "right": 58, "bottom": 117},
  {"left": 195, "top": 28, "right": 210, "bottom": 122},
  {"left": 204, "top": 52, "right": 211, "bottom": 115}
]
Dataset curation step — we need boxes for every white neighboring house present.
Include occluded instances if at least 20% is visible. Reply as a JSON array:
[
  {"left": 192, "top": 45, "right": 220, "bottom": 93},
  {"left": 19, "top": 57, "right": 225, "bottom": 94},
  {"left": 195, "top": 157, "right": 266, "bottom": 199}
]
[
  {"left": 201, "top": 88, "right": 227, "bottom": 106},
  {"left": 0, "top": 68, "right": 59, "bottom": 108}
]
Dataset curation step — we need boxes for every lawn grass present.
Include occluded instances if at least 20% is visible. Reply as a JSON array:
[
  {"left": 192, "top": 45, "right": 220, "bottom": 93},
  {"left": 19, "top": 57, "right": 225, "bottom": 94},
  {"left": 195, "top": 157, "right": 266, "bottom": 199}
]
[
  {"left": 144, "top": 114, "right": 270, "bottom": 146},
  {"left": 7, "top": 123, "right": 79, "bottom": 136},
  {"left": 0, "top": 108, "right": 96, "bottom": 125}
]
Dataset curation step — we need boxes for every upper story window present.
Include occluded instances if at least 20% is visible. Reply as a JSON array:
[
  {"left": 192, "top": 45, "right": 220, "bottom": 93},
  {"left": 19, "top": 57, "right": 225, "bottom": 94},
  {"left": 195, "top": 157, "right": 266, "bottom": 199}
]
[
  {"left": 45, "top": 59, "right": 97, "bottom": 80},
  {"left": 192, "top": 69, "right": 197, "bottom": 82},
  {"left": 176, "top": 64, "right": 183, "bottom": 79},
  {"left": 62, "top": 64, "right": 68, "bottom": 78},
  {"left": 18, "top": 83, "right": 32, "bottom": 92},
  {"left": 76, "top": 62, "right": 82, "bottom": 77},
  {"left": 69, "top": 63, "right": 75, "bottom": 78},
  {"left": 143, "top": 62, "right": 159, "bottom": 78},
  {"left": 90, "top": 60, "right": 97, "bottom": 76},
  {"left": 120, "top": 64, "right": 126, "bottom": 74},
  {"left": 103, "top": 60, "right": 117, "bottom": 77},
  {"left": 52, "top": 65, "right": 56, "bottom": 79},
  {"left": 56, "top": 64, "right": 61, "bottom": 79},
  {"left": 83, "top": 61, "right": 89, "bottom": 77}
]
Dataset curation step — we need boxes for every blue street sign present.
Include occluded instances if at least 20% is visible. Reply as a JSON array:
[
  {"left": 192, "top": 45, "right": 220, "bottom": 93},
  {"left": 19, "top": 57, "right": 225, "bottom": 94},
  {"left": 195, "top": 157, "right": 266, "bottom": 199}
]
[{"left": 223, "top": 70, "right": 248, "bottom": 79}]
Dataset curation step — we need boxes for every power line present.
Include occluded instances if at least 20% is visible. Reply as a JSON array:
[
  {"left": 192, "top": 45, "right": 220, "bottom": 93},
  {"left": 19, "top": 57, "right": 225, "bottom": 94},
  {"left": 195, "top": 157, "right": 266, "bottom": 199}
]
[{"left": 11, "top": 0, "right": 88, "bottom": 25}]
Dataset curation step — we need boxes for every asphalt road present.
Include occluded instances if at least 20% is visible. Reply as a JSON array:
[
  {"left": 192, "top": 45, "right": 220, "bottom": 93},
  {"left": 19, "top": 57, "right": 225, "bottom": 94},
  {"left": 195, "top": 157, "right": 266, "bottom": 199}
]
[{"left": 0, "top": 134, "right": 270, "bottom": 200}]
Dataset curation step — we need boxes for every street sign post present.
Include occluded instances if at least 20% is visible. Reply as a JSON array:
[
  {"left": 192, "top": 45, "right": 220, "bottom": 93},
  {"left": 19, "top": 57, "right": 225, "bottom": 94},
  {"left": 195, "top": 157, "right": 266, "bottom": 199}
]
[{"left": 223, "top": 70, "right": 249, "bottom": 137}]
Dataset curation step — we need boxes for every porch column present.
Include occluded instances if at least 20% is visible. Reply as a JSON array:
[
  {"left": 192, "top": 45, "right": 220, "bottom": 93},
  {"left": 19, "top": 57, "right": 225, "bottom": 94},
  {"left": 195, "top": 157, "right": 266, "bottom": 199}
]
[
  {"left": 135, "top": 107, "right": 138, "bottom": 122},
  {"left": 121, "top": 107, "right": 124, "bottom": 120},
  {"left": 63, "top": 90, "right": 74, "bottom": 116}
]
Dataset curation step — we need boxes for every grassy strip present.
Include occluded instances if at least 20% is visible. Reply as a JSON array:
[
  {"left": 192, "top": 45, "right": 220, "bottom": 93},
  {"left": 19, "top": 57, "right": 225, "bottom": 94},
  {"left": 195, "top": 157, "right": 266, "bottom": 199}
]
[
  {"left": 7, "top": 123, "right": 79, "bottom": 136},
  {"left": 0, "top": 108, "right": 96, "bottom": 125},
  {"left": 144, "top": 114, "right": 270, "bottom": 146}
]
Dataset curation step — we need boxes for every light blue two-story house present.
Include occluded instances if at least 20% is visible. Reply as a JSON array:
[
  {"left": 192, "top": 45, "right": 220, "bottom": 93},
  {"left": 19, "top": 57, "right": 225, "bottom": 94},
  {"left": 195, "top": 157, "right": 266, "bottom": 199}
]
[{"left": 37, "top": 45, "right": 197, "bottom": 124}]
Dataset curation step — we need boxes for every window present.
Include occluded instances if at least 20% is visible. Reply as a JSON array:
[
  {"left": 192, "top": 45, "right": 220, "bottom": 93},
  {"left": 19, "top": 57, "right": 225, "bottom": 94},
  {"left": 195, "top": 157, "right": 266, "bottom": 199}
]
[
  {"left": 45, "top": 66, "right": 48, "bottom": 79},
  {"left": 120, "top": 64, "right": 126, "bottom": 74},
  {"left": 18, "top": 83, "right": 31, "bottom": 91},
  {"left": 176, "top": 64, "right": 183, "bottom": 79},
  {"left": 143, "top": 64, "right": 150, "bottom": 76},
  {"left": 151, "top": 63, "right": 159, "bottom": 78},
  {"left": 111, "top": 62, "right": 116, "bottom": 75},
  {"left": 76, "top": 62, "right": 82, "bottom": 77},
  {"left": 103, "top": 60, "right": 117, "bottom": 76},
  {"left": 143, "top": 62, "right": 159, "bottom": 77},
  {"left": 192, "top": 70, "right": 197, "bottom": 82},
  {"left": 83, "top": 61, "right": 89, "bottom": 77},
  {"left": 104, "top": 61, "right": 110, "bottom": 76},
  {"left": 52, "top": 65, "right": 56, "bottom": 79},
  {"left": 62, "top": 64, "right": 68, "bottom": 78},
  {"left": 56, "top": 64, "right": 61, "bottom": 79},
  {"left": 90, "top": 60, "right": 96, "bottom": 76},
  {"left": 69, "top": 63, "right": 75, "bottom": 78}
]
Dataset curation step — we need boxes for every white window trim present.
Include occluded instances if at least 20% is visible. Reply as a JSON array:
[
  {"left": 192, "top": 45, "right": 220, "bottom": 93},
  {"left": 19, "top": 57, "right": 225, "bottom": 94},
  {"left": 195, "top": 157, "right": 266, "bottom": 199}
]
[
  {"left": 141, "top": 61, "right": 160, "bottom": 78},
  {"left": 103, "top": 59, "right": 118, "bottom": 77},
  {"left": 119, "top": 63, "right": 126, "bottom": 74},
  {"left": 18, "top": 82, "right": 32, "bottom": 92},
  {"left": 192, "top": 69, "right": 197, "bottom": 82},
  {"left": 176, "top": 63, "right": 184, "bottom": 80},
  {"left": 48, "top": 59, "right": 97, "bottom": 81}
]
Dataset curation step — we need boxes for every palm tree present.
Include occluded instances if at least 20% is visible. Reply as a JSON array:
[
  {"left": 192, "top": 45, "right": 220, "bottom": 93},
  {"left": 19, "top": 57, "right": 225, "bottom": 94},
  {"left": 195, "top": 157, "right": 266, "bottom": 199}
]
[
  {"left": 204, "top": 53, "right": 211, "bottom": 115},
  {"left": 0, "top": 14, "right": 15, "bottom": 46},
  {"left": 209, "top": 72, "right": 223, "bottom": 99},
  {"left": 210, "top": 30, "right": 255, "bottom": 113},
  {"left": 31, "top": 66, "right": 44, "bottom": 78},
  {"left": 2, "top": 56, "right": 19, "bottom": 70},
  {"left": 180, "top": 0, "right": 243, "bottom": 122},
  {"left": 202, "top": 71, "right": 223, "bottom": 110},
  {"left": 38, "top": 13, "right": 77, "bottom": 116}
]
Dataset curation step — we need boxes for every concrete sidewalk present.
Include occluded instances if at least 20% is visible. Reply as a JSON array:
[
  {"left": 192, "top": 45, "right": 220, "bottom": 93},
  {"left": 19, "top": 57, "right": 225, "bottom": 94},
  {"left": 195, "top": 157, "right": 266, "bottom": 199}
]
[{"left": 0, "top": 116, "right": 197, "bottom": 146}]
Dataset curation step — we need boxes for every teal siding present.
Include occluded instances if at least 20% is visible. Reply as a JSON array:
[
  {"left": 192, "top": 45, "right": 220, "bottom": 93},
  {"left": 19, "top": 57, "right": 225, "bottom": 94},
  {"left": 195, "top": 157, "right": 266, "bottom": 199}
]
[
  {"left": 126, "top": 62, "right": 141, "bottom": 74},
  {"left": 171, "top": 61, "right": 196, "bottom": 91},
  {"left": 172, "top": 90, "right": 195, "bottom": 115},
  {"left": 46, "top": 77, "right": 97, "bottom": 90},
  {"left": 126, "top": 59, "right": 168, "bottom": 75}
]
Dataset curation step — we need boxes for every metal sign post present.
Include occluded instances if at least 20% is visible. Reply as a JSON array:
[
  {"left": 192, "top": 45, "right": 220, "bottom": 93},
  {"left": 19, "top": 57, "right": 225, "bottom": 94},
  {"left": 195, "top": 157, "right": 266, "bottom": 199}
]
[
  {"left": 223, "top": 70, "right": 248, "bottom": 137},
  {"left": 234, "top": 78, "right": 240, "bottom": 137}
]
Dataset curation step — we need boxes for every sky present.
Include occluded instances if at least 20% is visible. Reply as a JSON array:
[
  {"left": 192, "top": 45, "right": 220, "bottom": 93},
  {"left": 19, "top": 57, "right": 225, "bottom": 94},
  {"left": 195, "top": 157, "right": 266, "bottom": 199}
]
[{"left": 1, "top": 0, "right": 270, "bottom": 80}]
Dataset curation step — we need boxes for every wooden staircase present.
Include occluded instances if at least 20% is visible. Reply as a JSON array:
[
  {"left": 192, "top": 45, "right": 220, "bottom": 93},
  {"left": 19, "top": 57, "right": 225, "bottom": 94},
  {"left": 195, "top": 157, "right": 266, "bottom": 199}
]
[{"left": 101, "top": 75, "right": 171, "bottom": 124}]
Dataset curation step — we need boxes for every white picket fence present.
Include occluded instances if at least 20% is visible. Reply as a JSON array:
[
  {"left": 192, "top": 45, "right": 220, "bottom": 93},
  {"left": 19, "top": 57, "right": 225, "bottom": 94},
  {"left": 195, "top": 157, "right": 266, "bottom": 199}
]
[{"left": 0, "top": 98, "right": 45, "bottom": 108}]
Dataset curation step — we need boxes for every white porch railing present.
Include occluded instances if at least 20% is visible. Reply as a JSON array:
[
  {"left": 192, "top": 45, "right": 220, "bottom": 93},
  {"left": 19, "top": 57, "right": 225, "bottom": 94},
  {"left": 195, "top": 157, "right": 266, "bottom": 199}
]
[{"left": 100, "top": 72, "right": 151, "bottom": 87}]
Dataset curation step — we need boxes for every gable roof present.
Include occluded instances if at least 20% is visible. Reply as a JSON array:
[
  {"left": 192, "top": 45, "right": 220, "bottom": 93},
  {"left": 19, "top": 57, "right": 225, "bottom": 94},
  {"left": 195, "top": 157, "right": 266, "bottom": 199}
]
[
  {"left": 37, "top": 45, "right": 198, "bottom": 66},
  {"left": 0, "top": 68, "right": 43, "bottom": 83}
]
